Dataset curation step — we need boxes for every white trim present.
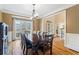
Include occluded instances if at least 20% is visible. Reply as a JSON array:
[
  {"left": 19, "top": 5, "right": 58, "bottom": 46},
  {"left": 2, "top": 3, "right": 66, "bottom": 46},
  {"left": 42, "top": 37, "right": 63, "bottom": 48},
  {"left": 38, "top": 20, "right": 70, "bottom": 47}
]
[
  {"left": 12, "top": 15, "right": 31, "bottom": 20},
  {"left": 64, "top": 10, "right": 67, "bottom": 46}
]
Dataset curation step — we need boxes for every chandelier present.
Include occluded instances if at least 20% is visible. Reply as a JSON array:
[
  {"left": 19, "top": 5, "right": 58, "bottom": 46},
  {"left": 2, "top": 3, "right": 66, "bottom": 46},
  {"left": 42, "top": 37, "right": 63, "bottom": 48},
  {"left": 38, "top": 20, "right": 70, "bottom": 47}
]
[{"left": 31, "top": 4, "right": 38, "bottom": 20}]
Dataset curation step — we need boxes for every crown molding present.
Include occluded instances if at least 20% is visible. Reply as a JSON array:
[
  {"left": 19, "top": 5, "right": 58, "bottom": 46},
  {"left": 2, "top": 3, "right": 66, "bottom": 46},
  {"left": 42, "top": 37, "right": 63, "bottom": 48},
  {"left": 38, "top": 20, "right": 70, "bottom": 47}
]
[{"left": 42, "top": 4, "right": 76, "bottom": 19}]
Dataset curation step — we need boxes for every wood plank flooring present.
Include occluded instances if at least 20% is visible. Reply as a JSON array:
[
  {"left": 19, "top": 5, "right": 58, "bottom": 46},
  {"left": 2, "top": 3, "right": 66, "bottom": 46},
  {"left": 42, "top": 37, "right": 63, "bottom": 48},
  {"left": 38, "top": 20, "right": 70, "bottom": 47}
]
[
  {"left": 8, "top": 37, "right": 79, "bottom": 55},
  {"left": 53, "top": 37, "right": 79, "bottom": 55}
]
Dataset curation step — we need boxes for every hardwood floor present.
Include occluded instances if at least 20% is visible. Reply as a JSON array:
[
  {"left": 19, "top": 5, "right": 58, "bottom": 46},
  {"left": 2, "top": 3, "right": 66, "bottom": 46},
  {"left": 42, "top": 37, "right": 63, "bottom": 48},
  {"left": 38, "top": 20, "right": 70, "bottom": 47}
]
[
  {"left": 8, "top": 40, "right": 23, "bottom": 55},
  {"left": 53, "top": 37, "right": 79, "bottom": 55},
  {"left": 8, "top": 37, "right": 79, "bottom": 55}
]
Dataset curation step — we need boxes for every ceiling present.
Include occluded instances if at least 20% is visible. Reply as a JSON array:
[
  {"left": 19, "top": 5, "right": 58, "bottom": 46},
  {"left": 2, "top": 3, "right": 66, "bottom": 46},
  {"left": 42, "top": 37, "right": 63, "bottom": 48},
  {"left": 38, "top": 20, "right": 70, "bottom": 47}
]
[{"left": 0, "top": 4, "right": 75, "bottom": 18}]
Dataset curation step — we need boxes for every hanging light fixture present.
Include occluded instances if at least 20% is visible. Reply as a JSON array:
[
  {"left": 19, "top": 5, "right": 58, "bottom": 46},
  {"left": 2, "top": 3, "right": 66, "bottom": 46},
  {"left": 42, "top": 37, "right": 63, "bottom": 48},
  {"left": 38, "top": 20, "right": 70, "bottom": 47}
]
[{"left": 31, "top": 4, "right": 38, "bottom": 20}]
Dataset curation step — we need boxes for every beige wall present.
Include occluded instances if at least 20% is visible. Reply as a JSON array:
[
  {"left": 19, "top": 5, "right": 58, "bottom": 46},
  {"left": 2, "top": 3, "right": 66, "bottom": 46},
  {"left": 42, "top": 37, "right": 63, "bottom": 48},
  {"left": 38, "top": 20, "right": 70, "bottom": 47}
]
[
  {"left": 33, "top": 18, "right": 42, "bottom": 32},
  {"left": 0, "top": 12, "right": 2, "bottom": 22},
  {"left": 54, "top": 10, "right": 66, "bottom": 34},
  {"left": 66, "top": 5, "right": 79, "bottom": 34},
  {"left": 0, "top": 12, "right": 13, "bottom": 31},
  {"left": 66, "top": 5, "right": 79, "bottom": 51},
  {"left": 54, "top": 10, "right": 66, "bottom": 25},
  {"left": 41, "top": 16, "right": 55, "bottom": 33},
  {"left": 42, "top": 10, "right": 66, "bottom": 34},
  {"left": 2, "top": 13, "right": 13, "bottom": 31}
]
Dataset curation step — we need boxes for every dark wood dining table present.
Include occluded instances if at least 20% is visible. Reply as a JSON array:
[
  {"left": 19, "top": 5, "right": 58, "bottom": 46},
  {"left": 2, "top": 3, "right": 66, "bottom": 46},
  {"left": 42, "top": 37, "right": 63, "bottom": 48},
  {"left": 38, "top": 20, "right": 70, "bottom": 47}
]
[
  {"left": 36, "top": 35, "right": 53, "bottom": 55},
  {"left": 32, "top": 34, "right": 53, "bottom": 55}
]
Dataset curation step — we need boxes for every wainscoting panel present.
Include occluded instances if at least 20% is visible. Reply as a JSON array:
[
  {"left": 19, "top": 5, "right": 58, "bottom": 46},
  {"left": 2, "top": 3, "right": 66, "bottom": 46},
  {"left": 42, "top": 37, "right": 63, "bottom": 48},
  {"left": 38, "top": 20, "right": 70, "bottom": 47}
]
[
  {"left": 8, "top": 31, "right": 13, "bottom": 42},
  {"left": 66, "top": 33, "right": 79, "bottom": 51}
]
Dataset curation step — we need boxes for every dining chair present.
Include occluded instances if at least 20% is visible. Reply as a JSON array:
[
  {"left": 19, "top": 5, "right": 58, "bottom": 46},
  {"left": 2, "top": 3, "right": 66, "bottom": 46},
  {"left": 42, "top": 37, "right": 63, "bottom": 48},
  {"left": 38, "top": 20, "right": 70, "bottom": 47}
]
[{"left": 21, "top": 33, "right": 32, "bottom": 55}]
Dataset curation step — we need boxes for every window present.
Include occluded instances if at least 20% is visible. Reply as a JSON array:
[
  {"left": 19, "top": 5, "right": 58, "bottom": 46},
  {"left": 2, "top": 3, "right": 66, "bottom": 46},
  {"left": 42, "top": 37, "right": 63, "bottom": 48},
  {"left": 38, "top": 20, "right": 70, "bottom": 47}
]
[
  {"left": 47, "top": 21, "right": 53, "bottom": 34},
  {"left": 13, "top": 18, "right": 33, "bottom": 41}
]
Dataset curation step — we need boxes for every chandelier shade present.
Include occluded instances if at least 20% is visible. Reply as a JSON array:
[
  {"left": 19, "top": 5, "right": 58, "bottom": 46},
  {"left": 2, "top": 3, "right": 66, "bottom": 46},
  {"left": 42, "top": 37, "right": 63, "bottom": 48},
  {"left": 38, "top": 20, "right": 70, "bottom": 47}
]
[{"left": 31, "top": 4, "right": 39, "bottom": 20}]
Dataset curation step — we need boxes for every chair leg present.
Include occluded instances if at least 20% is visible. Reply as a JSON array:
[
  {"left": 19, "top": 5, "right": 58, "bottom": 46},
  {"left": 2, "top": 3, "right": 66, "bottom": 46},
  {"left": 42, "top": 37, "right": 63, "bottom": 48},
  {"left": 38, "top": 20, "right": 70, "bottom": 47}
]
[
  {"left": 23, "top": 45, "right": 26, "bottom": 55},
  {"left": 35, "top": 50, "right": 38, "bottom": 55},
  {"left": 50, "top": 48, "right": 52, "bottom": 55},
  {"left": 32, "top": 50, "right": 38, "bottom": 55},
  {"left": 25, "top": 48, "right": 28, "bottom": 55},
  {"left": 23, "top": 46, "right": 25, "bottom": 55},
  {"left": 21, "top": 43, "right": 23, "bottom": 49},
  {"left": 42, "top": 48, "right": 45, "bottom": 55}
]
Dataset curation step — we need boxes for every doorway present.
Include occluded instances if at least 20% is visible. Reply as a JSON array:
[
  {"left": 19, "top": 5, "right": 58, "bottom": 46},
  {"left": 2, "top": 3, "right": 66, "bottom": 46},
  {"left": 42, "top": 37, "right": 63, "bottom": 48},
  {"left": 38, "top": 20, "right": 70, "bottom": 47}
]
[{"left": 58, "top": 24, "right": 64, "bottom": 39}]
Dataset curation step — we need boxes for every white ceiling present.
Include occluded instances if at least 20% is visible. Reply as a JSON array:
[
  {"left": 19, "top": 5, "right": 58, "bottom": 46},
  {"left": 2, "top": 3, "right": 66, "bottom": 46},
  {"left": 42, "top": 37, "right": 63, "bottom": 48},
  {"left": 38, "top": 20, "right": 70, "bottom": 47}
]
[{"left": 0, "top": 4, "right": 75, "bottom": 18}]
